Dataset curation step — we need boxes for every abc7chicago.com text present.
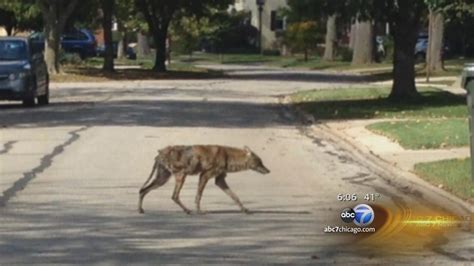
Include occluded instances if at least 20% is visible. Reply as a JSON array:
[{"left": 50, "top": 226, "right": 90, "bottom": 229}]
[
  {"left": 323, "top": 204, "right": 377, "bottom": 234},
  {"left": 324, "top": 225, "right": 376, "bottom": 235}
]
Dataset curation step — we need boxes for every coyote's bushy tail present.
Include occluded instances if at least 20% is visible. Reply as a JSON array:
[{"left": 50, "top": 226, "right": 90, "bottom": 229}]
[{"left": 139, "top": 157, "right": 171, "bottom": 193}]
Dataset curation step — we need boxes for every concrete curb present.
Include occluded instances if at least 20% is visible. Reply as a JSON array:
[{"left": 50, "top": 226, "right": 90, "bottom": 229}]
[{"left": 284, "top": 97, "right": 473, "bottom": 217}]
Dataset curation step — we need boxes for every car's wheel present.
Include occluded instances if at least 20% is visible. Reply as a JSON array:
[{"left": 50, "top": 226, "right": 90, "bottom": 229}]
[
  {"left": 38, "top": 90, "right": 49, "bottom": 105},
  {"left": 22, "top": 96, "right": 35, "bottom": 107}
]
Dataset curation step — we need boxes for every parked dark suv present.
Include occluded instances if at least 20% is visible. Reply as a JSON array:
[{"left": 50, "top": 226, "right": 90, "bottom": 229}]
[
  {"left": 30, "top": 29, "right": 97, "bottom": 59},
  {"left": 0, "top": 37, "right": 49, "bottom": 106}
]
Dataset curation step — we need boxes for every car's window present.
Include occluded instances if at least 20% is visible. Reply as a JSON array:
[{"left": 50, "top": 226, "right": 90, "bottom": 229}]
[
  {"left": 0, "top": 40, "right": 28, "bottom": 61},
  {"left": 29, "top": 32, "right": 44, "bottom": 41},
  {"left": 63, "top": 31, "right": 89, "bottom": 41}
]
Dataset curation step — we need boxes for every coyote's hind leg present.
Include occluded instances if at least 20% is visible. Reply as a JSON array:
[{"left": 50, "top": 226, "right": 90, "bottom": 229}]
[
  {"left": 138, "top": 164, "right": 171, "bottom": 214},
  {"left": 171, "top": 173, "right": 191, "bottom": 214}
]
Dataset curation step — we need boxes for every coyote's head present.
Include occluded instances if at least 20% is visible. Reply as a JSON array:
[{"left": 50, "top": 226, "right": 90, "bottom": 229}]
[{"left": 245, "top": 147, "right": 270, "bottom": 174}]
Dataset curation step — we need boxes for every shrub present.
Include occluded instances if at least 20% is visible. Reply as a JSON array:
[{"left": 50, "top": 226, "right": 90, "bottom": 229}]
[{"left": 283, "top": 21, "right": 323, "bottom": 61}]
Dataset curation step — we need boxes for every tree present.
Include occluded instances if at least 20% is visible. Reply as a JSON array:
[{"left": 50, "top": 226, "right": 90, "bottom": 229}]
[
  {"left": 425, "top": 0, "right": 449, "bottom": 73},
  {"left": 135, "top": 0, "right": 231, "bottom": 72},
  {"left": 171, "top": 16, "right": 212, "bottom": 58},
  {"left": 0, "top": 0, "right": 42, "bottom": 35},
  {"left": 101, "top": 0, "right": 115, "bottom": 72},
  {"left": 0, "top": 8, "right": 15, "bottom": 35},
  {"left": 323, "top": 14, "right": 337, "bottom": 61},
  {"left": 444, "top": 1, "right": 474, "bottom": 57},
  {"left": 351, "top": 20, "right": 373, "bottom": 65},
  {"left": 387, "top": 0, "right": 426, "bottom": 100},
  {"left": 283, "top": 21, "right": 323, "bottom": 61},
  {"left": 36, "top": 0, "right": 79, "bottom": 74},
  {"left": 116, "top": 0, "right": 146, "bottom": 59},
  {"left": 351, "top": 0, "right": 427, "bottom": 100},
  {"left": 285, "top": 0, "right": 348, "bottom": 61}
]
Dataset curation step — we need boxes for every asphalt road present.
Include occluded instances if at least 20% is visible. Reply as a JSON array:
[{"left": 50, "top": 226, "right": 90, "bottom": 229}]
[{"left": 0, "top": 67, "right": 472, "bottom": 264}]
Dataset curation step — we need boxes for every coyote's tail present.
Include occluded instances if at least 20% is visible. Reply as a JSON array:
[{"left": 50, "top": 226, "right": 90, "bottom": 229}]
[{"left": 140, "top": 158, "right": 159, "bottom": 192}]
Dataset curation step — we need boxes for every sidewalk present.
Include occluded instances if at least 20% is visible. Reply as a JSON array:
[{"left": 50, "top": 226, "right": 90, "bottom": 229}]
[
  {"left": 324, "top": 119, "right": 469, "bottom": 172},
  {"left": 286, "top": 78, "right": 472, "bottom": 212}
]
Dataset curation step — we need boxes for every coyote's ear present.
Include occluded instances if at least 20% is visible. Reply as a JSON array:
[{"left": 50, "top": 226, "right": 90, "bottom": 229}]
[{"left": 244, "top": 146, "right": 252, "bottom": 155}]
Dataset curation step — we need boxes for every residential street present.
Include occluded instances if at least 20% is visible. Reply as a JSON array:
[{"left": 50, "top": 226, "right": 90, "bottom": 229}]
[{"left": 0, "top": 67, "right": 472, "bottom": 264}]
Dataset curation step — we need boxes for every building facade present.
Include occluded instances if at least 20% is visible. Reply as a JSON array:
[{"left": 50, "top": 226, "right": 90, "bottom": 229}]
[{"left": 234, "top": 0, "right": 287, "bottom": 51}]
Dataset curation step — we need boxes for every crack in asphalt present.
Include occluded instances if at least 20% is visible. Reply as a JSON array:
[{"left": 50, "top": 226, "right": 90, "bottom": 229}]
[
  {"left": 0, "top": 127, "right": 89, "bottom": 207},
  {"left": 0, "top": 141, "right": 16, "bottom": 155}
]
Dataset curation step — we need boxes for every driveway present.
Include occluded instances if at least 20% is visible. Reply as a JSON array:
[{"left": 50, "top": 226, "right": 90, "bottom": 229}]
[{"left": 0, "top": 67, "right": 472, "bottom": 264}]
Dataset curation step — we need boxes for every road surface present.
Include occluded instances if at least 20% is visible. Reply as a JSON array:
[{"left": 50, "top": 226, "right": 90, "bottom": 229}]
[{"left": 0, "top": 66, "right": 472, "bottom": 264}]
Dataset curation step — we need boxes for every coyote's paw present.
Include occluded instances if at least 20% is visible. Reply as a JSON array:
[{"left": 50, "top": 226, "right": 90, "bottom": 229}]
[
  {"left": 138, "top": 208, "right": 145, "bottom": 214},
  {"left": 197, "top": 210, "right": 207, "bottom": 215},
  {"left": 242, "top": 208, "right": 251, "bottom": 214}
]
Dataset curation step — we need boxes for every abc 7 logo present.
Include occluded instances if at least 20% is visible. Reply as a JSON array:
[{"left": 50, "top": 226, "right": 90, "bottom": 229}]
[{"left": 340, "top": 204, "right": 375, "bottom": 227}]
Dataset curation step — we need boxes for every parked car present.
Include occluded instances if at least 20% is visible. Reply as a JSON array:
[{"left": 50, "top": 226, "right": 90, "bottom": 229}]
[
  {"left": 415, "top": 34, "right": 450, "bottom": 62},
  {"left": 30, "top": 29, "right": 97, "bottom": 59},
  {"left": 96, "top": 42, "right": 137, "bottom": 60},
  {"left": 0, "top": 37, "right": 49, "bottom": 106}
]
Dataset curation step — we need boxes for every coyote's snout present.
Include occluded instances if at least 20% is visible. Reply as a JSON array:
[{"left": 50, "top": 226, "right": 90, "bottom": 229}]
[{"left": 138, "top": 145, "right": 270, "bottom": 214}]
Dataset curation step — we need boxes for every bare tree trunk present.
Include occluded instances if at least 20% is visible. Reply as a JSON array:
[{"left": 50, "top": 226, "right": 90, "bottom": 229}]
[
  {"left": 153, "top": 30, "right": 168, "bottom": 72},
  {"left": 44, "top": 20, "right": 61, "bottom": 74},
  {"left": 323, "top": 15, "right": 337, "bottom": 61},
  {"left": 426, "top": 10, "right": 444, "bottom": 73},
  {"left": 37, "top": 0, "right": 78, "bottom": 74},
  {"left": 389, "top": 0, "right": 423, "bottom": 101},
  {"left": 349, "top": 23, "right": 357, "bottom": 50},
  {"left": 136, "top": 0, "right": 177, "bottom": 72},
  {"left": 117, "top": 36, "right": 125, "bottom": 59},
  {"left": 137, "top": 31, "right": 151, "bottom": 58},
  {"left": 352, "top": 20, "right": 373, "bottom": 65},
  {"left": 101, "top": 0, "right": 115, "bottom": 72},
  {"left": 117, "top": 23, "right": 126, "bottom": 60}
]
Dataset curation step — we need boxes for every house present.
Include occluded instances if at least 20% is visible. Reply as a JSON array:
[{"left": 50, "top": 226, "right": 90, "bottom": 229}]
[{"left": 233, "top": 0, "right": 287, "bottom": 51}]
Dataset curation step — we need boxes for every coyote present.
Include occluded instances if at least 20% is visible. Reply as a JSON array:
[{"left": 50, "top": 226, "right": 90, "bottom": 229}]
[{"left": 138, "top": 145, "right": 270, "bottom": 214}]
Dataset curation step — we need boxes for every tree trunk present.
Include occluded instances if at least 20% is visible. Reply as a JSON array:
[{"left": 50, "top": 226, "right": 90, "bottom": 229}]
[
  {"left": 101, "top": 0, "right": 115, "bottom": 72},
  {"left": 117, "top": 22, "right": 126, "bottom": 60},
  {"left": 352, "top": 20, "right": 373, "bottom": 65},
  {"left": 44, "top": 22, "right": 61, "bottom": 74},
  {"left": 426, "top": 10, "right": 444, "bottom": 72},
  {"left": 153, "top": 31, "right": 167, "bottom": 72},
  {"left": 6, "top": 25, "right": 13, "bottom": 36},
  {"left": 137, "top": 31, "right": 151, "bottom": 58},
  {"left": 349, "top": 23, "right": 357, "bottom": 50},
  {"left": 136, "top": 0, "right": 175, "bottom": 72},
  {"left": 37, "top": 0, "right": 79, "bottom": 74},
  {"left": 389, "top": 0, "right": 423, "bottom": 101},
  {"left": 323, "top": 15, "right": 337, "bottom": 61}
]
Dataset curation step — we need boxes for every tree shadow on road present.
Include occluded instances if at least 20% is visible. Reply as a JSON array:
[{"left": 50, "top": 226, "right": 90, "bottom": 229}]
[
  {"left": 0, "top": 98, "right": 294, "bottom": 129},
  {"left": 0, "top": 201, "right": 329, "bottom": 264}
]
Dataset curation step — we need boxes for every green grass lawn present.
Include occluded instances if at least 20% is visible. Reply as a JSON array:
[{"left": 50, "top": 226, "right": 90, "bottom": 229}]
[
  {"left": 291, "top": 87, "right": 467, "bottom": 120},
  {"left": 414, "top": 158, "right": 473, "bottom": 200},
  {"left": 366, "top": 119, "right": 469, "bottom": 149},
  {"left": 178, "top": 53, "right": 394, "bottom": 71},
  {"left": 53, "top": 63, "right": 222, "bottom": 83}
]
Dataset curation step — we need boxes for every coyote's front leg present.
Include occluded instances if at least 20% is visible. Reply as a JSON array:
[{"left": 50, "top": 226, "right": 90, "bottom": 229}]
[{"left": 215, "top": 174, "right": 250, "bottom": 213}]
